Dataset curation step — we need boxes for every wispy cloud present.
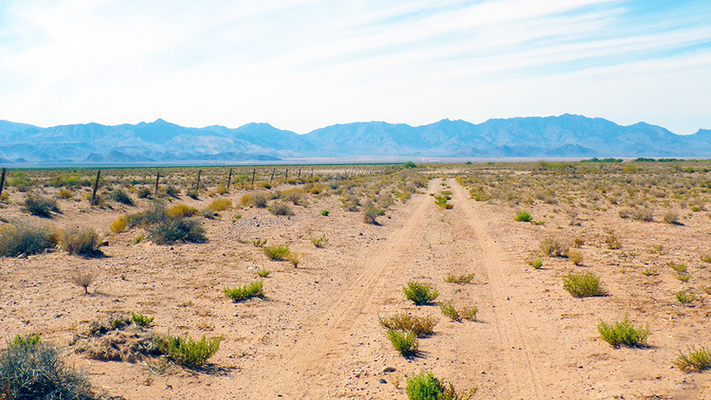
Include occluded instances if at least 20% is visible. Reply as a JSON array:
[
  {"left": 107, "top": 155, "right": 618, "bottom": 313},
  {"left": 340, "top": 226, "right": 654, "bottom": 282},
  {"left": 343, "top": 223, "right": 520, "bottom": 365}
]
[{"left": 0, "top": 0, "right": 709, "bottom": 133}]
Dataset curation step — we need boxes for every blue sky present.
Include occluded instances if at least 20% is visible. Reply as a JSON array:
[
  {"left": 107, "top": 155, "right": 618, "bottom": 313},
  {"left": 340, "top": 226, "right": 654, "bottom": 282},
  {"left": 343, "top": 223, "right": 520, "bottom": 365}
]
[{"left": 0, "top": 0, "right": 709, "bottom": 134}]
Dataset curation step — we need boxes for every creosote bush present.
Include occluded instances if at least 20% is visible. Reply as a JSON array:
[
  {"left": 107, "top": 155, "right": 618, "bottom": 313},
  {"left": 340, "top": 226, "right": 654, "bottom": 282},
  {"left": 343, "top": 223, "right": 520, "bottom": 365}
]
[
  {"left": 0, "top": 223, "right": 56, "bottom": 257},
  {"left": 514, "top": 211, "right": 532, "bottom": 222},
  {"left": 597, "top": 314, "right": 649, "bottom": 348},
  {"left": 269, "top": 202, "right": 295, "bottom": 216},
  {"left": 562, "top": 271, "right": 607, "bottom": 298},
  {"left": 379, "top": 313, "right": 438, "bottom": 337},
  {"left": 60, "top": 227, "right": 102, "bottom": 257},
  {"left": 673, "top": 346, "right": 711, "bottom": 373},
  {"left": 224, "top": 280, "right": 264, "bottom": 302},
  {"left": 23, "top": 194, "right": 60, "bottom": 218},
  {"left": 403, "top": 281, "right": 439, "bottom": 305},
  {"left": 147, "top": 216, "right": 207, "bottom": 245},
  {"left": 386, "top": 329, "right": 418, "bottom": 358},
  {"left": 153, "top": 332, "right": 222, "bottom": 369}
]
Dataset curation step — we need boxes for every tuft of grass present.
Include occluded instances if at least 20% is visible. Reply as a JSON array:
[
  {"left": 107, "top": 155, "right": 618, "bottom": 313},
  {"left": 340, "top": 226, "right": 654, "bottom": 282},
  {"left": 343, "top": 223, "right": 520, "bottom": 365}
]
[
  {"left": 60, "top": 227, "right": 102, "bottom": 257},
  {"left": 263, "top": 244, "right": 290, "bottom": 261},
  {"left": 256, "top": 269, "right": 271, "bottom": 278},
  {"left": 320, "top": 209, "right": 330, "bottom": 216},
  {"left": 110, "top": 216, "right": 128, "bottom": 233},
  {"left": 23, "top": 194, "right": 60, "bottom": 218},
  {"left": 57, "top": 189, "right": 74, "bottom": 199},
  {"left": 406, "top": 369, "right": 477, "bottom": 400},
  {"left": 70, "top": 268, "right": 98, "bottom": 294},
  {"left": 379, "top": 313, "right": 438, "bottom": 337},
  {"left": 597, "top": 314, "right": 649, "bottom": 348},
  {"left": 148, "top": 216, "right": 207, "bottom": 245},
  {"left": 539, "top": 238, "right": 569, "bottom": 257},
  {"left": 269, "top": 202, "right": 295, "bottom": 216},
  {"left": 604, "top": 233, "right": 622, "bottom": 250},
  {"left": 572, "top": 237, "right": 585, "bottom": 248},
  {"left": 631, "top": 208, "right": 654, "bottom": 222},
  {"left": 434, "top": 195, "right": 453, "bottom": 209},
  {"left": 208, "top": 198, "right": 232, "bottom": 211},
  {"left": 460, "top": 306, "right": 478, "bottom": 321},
  {"left": 677, "top": 273, "right": 691, "bottom": 283},
  {"left": 224, "top": 280, "right": 264, "bottom": 302},
  {"left": 0, "top": 223, "right": 56, "bottom": 257},
  {"left": 530, "top": 258, "right": 543, "bottom": 269},
  {"left": 439, "top": 302, "right": 461, "bottom": 322},
  {"left": 167, "top": 204, "right": 199, "bottom": 218},
  {"left": 662, "top": 211, "right": 680, "bottom": 224},
  {"left": 641, "top": 268, "right": 658, "bottom": 277},
  {"left": 240, "top": 192, "right": 267, "bottom": 208},
  {"left": 404, "top": 281, "right": 439, "bottom": 305},
  {"left": 130, "top": 312, "right": 154, "bottom": 327},
  {"left": 444, "top": 273, "right": 474, "bottom": 284},
  {"left": 673, "top": 346, "right": 711, "bottom": 373},
  {"left": 153, "top": 332, "right": 222, "bottom": 369},
  {"left": 514, "top": 211, "right": 532, "bottom": 222},
  {"left": 675, "top": 291, "right": 696, "bottom": 304},
  {"left": 111, "top": 188, "right": 134, "bottom": 206},
  {"left": 311, "top": 235, "right": 328, "bottom": 248},
  {"left": 252, "top": 238, "right": 267, "bottom": 247},
  {"left": 285, "top": 252, "right": 300, "bottom": 267},
  {"left": 670, "top": 263, "right": 688, "bottom": 273},
  {"left": 562, "top": 271, "right": 608, "bottom": 298},
  {"left": 386, "top": 330, "right": 418, "bottom": 358}
]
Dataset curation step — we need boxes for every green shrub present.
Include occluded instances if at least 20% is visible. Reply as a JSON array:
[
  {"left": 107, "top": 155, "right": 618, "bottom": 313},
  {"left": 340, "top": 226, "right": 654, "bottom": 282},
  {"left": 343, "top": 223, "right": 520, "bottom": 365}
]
[
  {"left": 677, "top": 273, "right": 691, "bottom": 282},
  {"left": 670, "top": 263, "right": 688, "bottom": 273},
  {"left": 136, "top": 187, "right": 152, "bottom": 198},
  {"left": 363, "top": 206, "right": 385, "bottom": 224},
  {"left": 311, "top": 235, "right": 328, "bottom": 248},
  {"left": 0, "top": 223, "right": 56, "bottom": 257},
  {"left": 673, "top": 346, "right": 711, "bottom": 373},
  {"left": 154, "top": 333, "right": 222, "bottom": 369},
  {"left": 597, "top": 314, "right": 649, "bottom": 348},
  {"left": 240, "top": 192, "right": 267, "bottom": 208},
  {"left": 269, "top": 202, "right": 294, "bottom": 216},
  {"left": 23, "top": 194, "right": 60, "bottom": 218},
  {"left": 530, "top": 258, "right": 543, "bottom": 269},
  {"left": 208, "top": 198, "right": 232, "bottom": 211},
  {"left": 439, "top": 302, "right": 461, "bottom": 322},
  {"left": 434, "top": 195, "right": 453, "bottom": 209},
  {"left": 568, "top": 250, "right": 583, "bottom": 265},
  {"left": 379, "top": 313, "right": 437, "bottom": 337},
  {"left": 224, "top": 280, "right": 264, "bottom": 302},
  {"left": 147, "top": 216, "right": 207, "bottom": 245},
  {"left": 320, "top": 209, "right": 330, "bottom": 216},
  {"left": 459, "top": 306, "right": 478, "bottom": 321},
  {"left": 167, "top": 204, "right": 199, "bottom": 218},
  {"left": 111, "top": 188, "right": 134, "bottom": 206},
  {"left": 406, "top": 369, "right": 476, "bottom": 400},
  {"left": 130, "top": 312, "right": 155, "bottom": 327},
  {"left": 444, "top": 273, "right": 474, "bottom": 284},
  {"left": 252, "top": 238, "right": 267, "bottom": 247},
  {"left": 0, "top": 334, "right": 98, "bottom": 400},
  {"left": 403, "top": 282, "right": 439, "bottom": 305},
  {"left": 256, "top": 269, "right": 271, "bottom": 278},
  {"left": 676, "top": 291, "right": 696, "bottom": 304},
  {"left": 386, "top": 330, "right": 418, "bottom": 358},
  {"left": 562, "top": 272, "right": 607, "bottom": 298},
  {"left": 263, "top": 244, "right": 290, "bottom": 260},
  {"left": 514, "top": 211, "right": 532, "bottom": 222},
  {"left": 60, "top": 228, "right": 102, "bottom": 257}
]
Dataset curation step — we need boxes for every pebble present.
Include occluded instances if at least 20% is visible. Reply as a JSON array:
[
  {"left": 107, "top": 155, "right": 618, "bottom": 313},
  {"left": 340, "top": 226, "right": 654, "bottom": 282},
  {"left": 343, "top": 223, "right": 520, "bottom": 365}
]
[
  {"left": 382, "top": 366, "right": 396, "bottom": 373},
  {"left": 379, "top": 378, "right": 387, "bottom": 384}
]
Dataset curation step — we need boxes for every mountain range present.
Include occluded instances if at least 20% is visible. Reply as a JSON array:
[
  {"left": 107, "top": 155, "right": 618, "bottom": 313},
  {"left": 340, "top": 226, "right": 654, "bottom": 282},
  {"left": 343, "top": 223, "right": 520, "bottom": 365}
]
[{"left": 1, "top": 114, "right": 710, "bottom": 165}]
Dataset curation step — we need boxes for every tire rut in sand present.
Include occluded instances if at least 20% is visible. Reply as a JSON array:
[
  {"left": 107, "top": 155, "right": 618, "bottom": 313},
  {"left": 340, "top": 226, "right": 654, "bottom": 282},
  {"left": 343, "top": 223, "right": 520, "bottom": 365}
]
[{"left": 450, "top": 179, "right": 546, "bottom": 399}]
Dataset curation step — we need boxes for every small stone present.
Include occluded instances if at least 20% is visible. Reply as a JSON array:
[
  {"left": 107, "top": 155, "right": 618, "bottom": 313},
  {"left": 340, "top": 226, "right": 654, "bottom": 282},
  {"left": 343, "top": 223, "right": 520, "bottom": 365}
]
[
  {"left": 382, "top": 366, "right": 396, "bottom": 373},
  {"left": 379, "top": 378, "right": 387, "bottom": 384},
  {"left": 480, "top": 370, "right": 486, "bottom": 374}
]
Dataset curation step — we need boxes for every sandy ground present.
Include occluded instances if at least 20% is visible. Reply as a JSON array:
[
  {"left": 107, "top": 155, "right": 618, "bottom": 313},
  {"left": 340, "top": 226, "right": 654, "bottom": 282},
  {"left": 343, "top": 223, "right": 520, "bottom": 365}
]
[{"left": 1, "top": 176, "right": 711, "bottom": 399}]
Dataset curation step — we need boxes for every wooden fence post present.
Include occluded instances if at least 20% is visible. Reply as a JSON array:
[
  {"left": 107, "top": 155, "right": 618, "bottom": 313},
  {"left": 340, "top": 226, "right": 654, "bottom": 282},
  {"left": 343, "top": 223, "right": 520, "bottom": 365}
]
[
  {"left": 226, "top": 169, "right": 232, "bottom": 190},
  {"left": 155, "top": 171, "right": 160, "bottom": 194},
  {"left": 0, "top": 168, "right": 6, "bottom": 201},
  {"left": 251, "top": 169, "right": 256, "bottom": 185},
  {"left": 91, "top": 170, "right": 101, "bottom": 206}
]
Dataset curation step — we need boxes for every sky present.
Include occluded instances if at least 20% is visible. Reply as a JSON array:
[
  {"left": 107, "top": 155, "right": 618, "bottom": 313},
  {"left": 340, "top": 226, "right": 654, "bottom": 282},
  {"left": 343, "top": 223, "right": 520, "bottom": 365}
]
[{"left": 0, "top": 0, "right": 709, "bottom": 134}]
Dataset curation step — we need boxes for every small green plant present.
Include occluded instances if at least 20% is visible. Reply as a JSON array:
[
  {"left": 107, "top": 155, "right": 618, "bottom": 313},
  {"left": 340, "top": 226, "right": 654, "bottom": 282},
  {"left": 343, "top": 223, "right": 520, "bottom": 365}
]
[
  {"left": 252, "top": 238, "right": 267, "bottom": 247},
  {"left": 224, "top": 280, "right": 264, "bottom": 302},
  {"left": 444, "top": 273, "right": 474, "bottom": 284},
  {"left": 406, "top": 369, "right": 477, "bottom": 400},
  {"left": 386, "top": 329, "right": 418, "bottom": 358},
  {"left": 256, "top": 269, "right": 271, "bottom": 278},
  {"left": 641, "top": 268, "right": 658, "bottom": 276},
  {"left": 439, "top": 302, "right": 461, "bottom": 321},
  {"left": 530, "top": 258, "right": 543, "bottom": 269},
  {"left": 701, "top": 254, "right": 711, "bottom": 263},
  {"left": 320, "top": 209, "right": 330, "bottom": 216},
  {"left": 562, "top": 272, "right": 608, "bottom": 298},
  {"left": 263, "top": 244, "right": 290, "bottom": 260},
  {"left": 153, "top": 332, "right": 222, "bottom": 369},
  {"left": 677, "top": 273, "right": 691, "bottom": 283},
  {"left": 130, "top": 312, "right": 155, "bottom": 327},
  {"left": 167, "top": 204, "right": 199, "bottom": 218},
  {"left": 311, "top": 235, "right": 328, "bottom": 248},
  {"left": 673, "top": 346, "right": 711, "bottom": 372},
  {"left": 597, "top": 314, "right": 649, "bottom": 348},
  {"left": 379, "top": 313, "right": 438, "bottom": 337},
  {"left": 434, "top": 195, "right": 453, "bottom": 209},
  {"left": 670, "top": 263, "right": 688, "bottom": 273},
  {"left": 514, "top": 211, "right": 532, "bottom": 222},
  {"left": 135, "top": 234, "right": 144, "bottom": 244},
  {"left": 403, "top": 281, "right": 439, "bottom": 305},
  {"left": 676, "top": 291, "right": 696, "bottom": 304}
]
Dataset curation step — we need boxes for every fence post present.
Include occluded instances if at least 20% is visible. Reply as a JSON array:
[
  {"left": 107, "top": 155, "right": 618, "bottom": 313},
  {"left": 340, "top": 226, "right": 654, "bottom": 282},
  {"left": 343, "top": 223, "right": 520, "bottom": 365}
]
[
  {"left": 251, "top": 169, "right": 256, "bottom": 185},
  {"left": 91, "top": 170, "right": 101, "bottom": 206},
  {"left": 226, "top": 169, "right": 232, "bottom": 190},
  {"left": 155, "top": 171, "right": 160, "bottom": 194},
  {"left": 0, "top": 168, "right": 6, "bottom": 201}
]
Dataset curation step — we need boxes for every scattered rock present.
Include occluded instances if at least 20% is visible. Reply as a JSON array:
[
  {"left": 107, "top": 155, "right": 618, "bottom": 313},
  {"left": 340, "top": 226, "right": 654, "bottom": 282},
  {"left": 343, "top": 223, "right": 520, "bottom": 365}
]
[{"left": 382, "top": 366, "right": 396, "bottom": 373}]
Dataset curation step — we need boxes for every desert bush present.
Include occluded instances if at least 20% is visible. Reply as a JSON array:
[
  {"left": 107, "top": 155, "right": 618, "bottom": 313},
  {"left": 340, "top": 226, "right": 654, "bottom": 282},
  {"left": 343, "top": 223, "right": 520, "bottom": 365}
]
[
  {"left": 597, "top": 314, "right": 649, "bottom": 348},
  {"left": 216, "top": 184, "right": 228, "bottom": 195},
  {"left": 670, "top": 263, "right": 688, "bottom": 273},
  {"left": 539, "top": 238, "right": 569, "bottom": 257},
  {"left": 281, "top": 188, "right": 304, "bottom": 205},
  {"left": 562, "top": 271, "right": 607, "bottom": 298},
  {"left": 662, "top": 211, "right": 679, "bottom": 224},
  {"left": 604, "top": 233, "right": 622, "bottom": 249},
  {"left": 167, "top": 204, "right": 199, "bottom": 218},
  {"left": 459, "top": 306, "right": 478, "bottom": 321},
  {"left": 136, "top": 187, "right": 152, "bottom": 199},
  {"left": 285, "top": 252, "right": 300, "bottom": 267},
  {"left": 147, "top": 216, "right": 207, "bottom": 245},
  {"left": 340, "top": 194, "right": 360, "bottom": 211},
  {"left": 701, "top": 254, "right": 711, "bottom": 263},
  {"left": 240, "top": 192, "right": 267, "bottom": 208},
  {"left": 0, "top": 334, "right": 98, "bottom": 400},
  {"left": 514, "top": 211, "right": 532, "bottom": 222},
  {"left": 269, "top": 202, "right": 295, "bottom": 216},
  {"left": 363, "top": 206, "right": 385, "bottom": 224},
  {"left": 673, "top": 346, "right": 711, "bottom": 373},
  {"left": 434, "top": 195, "right": 453, "bottom": 209},
  {"left": 403, "top": 282, "right": 439, "bottom": 305},
  {"left": 631, "top": 208, "right": 654, "bottom": 222},
  {"left": 572, "top": 237, "right": 585, "bottom": 248},
  {"left": 263, "top": 244, "right": 290, "bottom": 260},
  {"left": 111, "top": 188, "right": 134, "bottom": 206},
  {"left": 406, "top": 369, "right": 476, "bottom": 400},
  {"left": 379, "top": 313, "right": 437, "bottom": 337},
  {"left": 0, "top": 223, "right": 56, "bottom": 257},
  {"left": 200, "top": 209, "right": 218, "bottom": 219},
  {"left": 70, "top": 268, "right": 98, "bottom": 294},
  {"left": 568, "top": 250, "right": 583, "bottom": 265},
  {"left": 208, "top": 198, "right": 232, "bottom": 211},
  {"left": 677, "top": 273, "right": 691, "bottom": 282},
  {"left": 376, "top": 193, "right": 394, "bottom": 209},
  {"left": 130, "top": 312, "right": 155, "bottom": 327},
  {"left": 224, "top": 280, "right": 264, "bottom": 302},
  {"left": 110, "top": 216, "right": 128, "bottom": 233},
  {"left": 439, "top": 302, "right": 461, "bottom": 322},
  {"left": 165, "top": 185, "right": 180, "bottom": 197},
  {"left": 311, "top": 235, "right": 328, "bottom": 248},
  {"left": 57, "top": 189, "right": 74, "bottom": 199},
  {"left": 386, "top": 330, "right": 418, "bottom": 358},
  {"left": 320, "top": 209, "right": 330, "bottom": 216},
  {"left": 256, "top": 269, "right": 271, "bottom": 278},
  {"left": 24, "top": 194, "right": 60, "bottom": 218},
  {"left": 60, "top": 228, "right": 102, "bottom": 257},
  {"left": 444, "top": 273, "right": 474, "bottom": 284},
  {"left": 153, "top": 332, "right": 222, "bottom": 369}
]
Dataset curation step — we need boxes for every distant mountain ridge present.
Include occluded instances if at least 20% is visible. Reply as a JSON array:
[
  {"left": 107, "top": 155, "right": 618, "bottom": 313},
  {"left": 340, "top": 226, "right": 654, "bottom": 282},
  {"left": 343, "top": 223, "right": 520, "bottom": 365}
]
[{"left": 0, "top": 114, "right": 709, "bottom": 164}]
